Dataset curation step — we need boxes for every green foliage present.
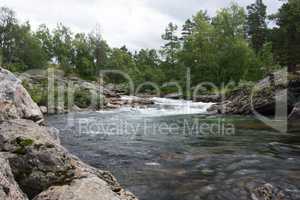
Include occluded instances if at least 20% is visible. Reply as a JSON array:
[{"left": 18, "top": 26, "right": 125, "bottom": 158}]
[
  {"left": 134, "top": 49, "right": 165, "bottom": 84},
  {"left": 0, "top": 2, "right": 294, "bottom": 92},
  {"left": 0, "top": 8, "right": 47, "bottom": 70},
  {"left": 74, "top": 88, "right": 105, "bottom": 109},
  {"left": 72, "top": 33, "right": 95, "bottom": 77},
  {"left": 14, "top": 23, "right": 48, "bottom": 69},
  {"left": 89, "top": 26, "right": 109, "bottom": 71},
  {"left": 272, "top": 0, "right": 300, "bottom": 72},
  {"left": 258, "top": 42, "right": 281, "bottom": 75},
  {"left": 13, "top": 137, "right": 34, "bottom": 155},
  {"left": 36, "top": 24, "right": 54, "bottom": 60},
  {"left": 179, "top": 4, "right": 262, "bottom": 86},
  {"left": 247, "top": 0, "right": 267, "bottom": 53},
  {"left": 18, "top": 138, "right": 34, "bottom": 147},
  {"left": 22, "top": 79, "right": 48, "bottom": 106},
  {"left": 106, "top": 47, "right": 140, "bottom": 83},
  {"left": 181, "top": 19, "right": 196, "bottom": 41},
  {"left": 0, "top": 7, "right": 17, "bottom": 65},
  {"left": 52, "top": 23, "right": 73, "bottom": 73},
  {"left": 212, "top": 3, "right": 247, "bottom": 39},
  {"left": 161, "top": 22, "right": 181, "bottom": 80}
]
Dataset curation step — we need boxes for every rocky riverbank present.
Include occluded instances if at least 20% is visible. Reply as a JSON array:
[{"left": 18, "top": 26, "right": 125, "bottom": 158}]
[
  {"left": 0, "top": 67, "right": 138, "bottom": 200},
  {"left": 17, "top": 68, "right": 154, "bottom": 114},
  {"left": 208, "top": 69, "right": 300, "bottom": 123}
]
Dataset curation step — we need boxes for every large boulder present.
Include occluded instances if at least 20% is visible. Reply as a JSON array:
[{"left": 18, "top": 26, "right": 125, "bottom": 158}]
[
  {"left": 0, "top": 68, "right": 43, "bottom": 123},
  {"left": 33, "top": 175, "right": 136, "bottom": 200},
  {"left": 0, "top": 119, "right": 137, "bottom": 200},
  {"left": 0, "top": 156, "right": 28, "bottom": 200},
  {"left": 0, "top": 120, "right": 76, "bottom": 198},
  {"left": 217, "top": 70, "right": 291, "bottom": 115},
  {"left": 33, "top": 177, "right": 121, "bottom": 200},
  {"left": 288, "top": 102, "right": 300, "bottom": 121}
]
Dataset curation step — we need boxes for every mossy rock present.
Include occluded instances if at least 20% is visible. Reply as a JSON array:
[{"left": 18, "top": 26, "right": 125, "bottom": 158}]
[{"left": 13, "top": 137, "right": 34, "bottom": 155}]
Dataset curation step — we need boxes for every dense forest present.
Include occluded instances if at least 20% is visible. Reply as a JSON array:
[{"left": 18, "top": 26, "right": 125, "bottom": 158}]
[{"left": 0, "top": 0, "right": 299, "bottom": 91}]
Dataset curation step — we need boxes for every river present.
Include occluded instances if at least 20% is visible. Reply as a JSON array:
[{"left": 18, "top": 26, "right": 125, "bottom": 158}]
[{"left": 47, "top": 97, "right": 300, "bottom": 200}]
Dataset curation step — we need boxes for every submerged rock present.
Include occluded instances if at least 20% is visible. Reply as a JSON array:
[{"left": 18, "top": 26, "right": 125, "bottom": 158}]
[
  {"left": 251, "top": 183, "right": 287, "bottom": 200},
  {"left": 0, "top": 67, "right": 43, "bottom": 123}
]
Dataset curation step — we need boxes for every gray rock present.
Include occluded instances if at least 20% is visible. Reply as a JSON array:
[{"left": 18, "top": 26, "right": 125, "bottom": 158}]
[
  {"left": 194, "top": 95, "right": 221, "bottom": 103},
  {"left": 71, "top": 105, "right": 82, "bottom": 112},
  {"left": 0, "top": 156, "right": 28, "bottom": 200},
  {"left": 0, "top": 120, "right": 76, "bottom": 198},
  {"left": 33, "top": 176, "right": 121, "bottom": 200},
  {"left": 251, "top": 183, "right": 287, "bottom": 200},
  {"left": 109, "top": 97, "right": 154, "bottom": 108},
  {"left": 164, "top": 93, "right": 183, "bottom": 99},
  {"left": 221, "top": 70, "right": 289, "bottom": 115},
  {"left": 0, "top": 67, "right": 43, "bottom": 123},
  {"left": 39, "top": 106, "right": 47, "bottom": 114},
  {"left": 288, "top": 102, "right": 300, "bottom": 121},
  {"left": 0, "top": 119, "right": 137, "bottom": 200},
  {"left": 33, "top": 174, "right": 137, "bottom": 200}
]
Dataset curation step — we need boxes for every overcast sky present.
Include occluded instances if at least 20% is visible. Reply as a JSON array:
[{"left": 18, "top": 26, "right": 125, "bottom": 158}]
[{"left": 1, "top": 0, "right": 283, "bottom": 50}]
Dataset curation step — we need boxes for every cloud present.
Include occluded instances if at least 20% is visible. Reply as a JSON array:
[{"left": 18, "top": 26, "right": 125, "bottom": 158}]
[{"left": 1, "top": 0, "right": 283, "bottom": 51}]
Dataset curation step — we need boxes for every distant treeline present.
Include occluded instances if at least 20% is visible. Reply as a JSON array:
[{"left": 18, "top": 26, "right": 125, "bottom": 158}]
[{"left": 0, "top": 0, "right": 299, "bottom": 89}]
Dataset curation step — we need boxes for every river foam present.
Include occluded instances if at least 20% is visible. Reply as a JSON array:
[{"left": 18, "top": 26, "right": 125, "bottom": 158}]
[{"left": 98, "top": 96, "right": 215, "bottom": 117}]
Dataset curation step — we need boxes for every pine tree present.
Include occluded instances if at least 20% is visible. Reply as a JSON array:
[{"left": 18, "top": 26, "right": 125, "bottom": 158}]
[
  {"left": 247, "top": 0, "right": 267, "bottom": 53},
  {"left": 89, "top": 25, "right": 108, "bottom": 71},
  {"left": 161, "top": 22, "right": 180, "bottom": 65},
  {"left": 181, "top": 19, "right": 195, "bottom": 41}
]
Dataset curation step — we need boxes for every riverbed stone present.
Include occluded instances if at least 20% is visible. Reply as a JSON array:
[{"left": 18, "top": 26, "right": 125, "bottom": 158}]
[{"left": 251, "top": 183, "right": 287, "bottom": 200}]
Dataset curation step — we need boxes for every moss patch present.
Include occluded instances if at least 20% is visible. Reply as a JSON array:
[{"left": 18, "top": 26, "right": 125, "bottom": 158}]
[{"left": 13, "top": 137, "right": 34, "bottom": 155}]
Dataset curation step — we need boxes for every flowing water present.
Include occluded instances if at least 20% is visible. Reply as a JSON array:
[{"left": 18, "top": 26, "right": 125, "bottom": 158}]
[{"left": 47, "top": 97, "right": 300, "bottom": 200}]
